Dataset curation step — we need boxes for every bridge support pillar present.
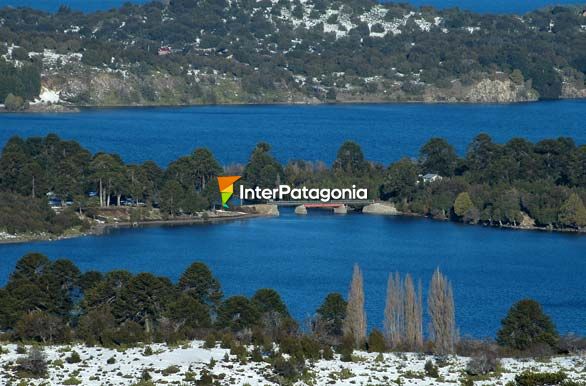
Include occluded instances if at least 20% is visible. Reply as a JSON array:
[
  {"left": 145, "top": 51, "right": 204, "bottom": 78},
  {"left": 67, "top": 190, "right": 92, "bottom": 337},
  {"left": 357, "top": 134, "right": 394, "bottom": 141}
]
[
  {"left": 294, "top": 205, "right": 307, "bottom": 215},
  {"left": 333, "top": 204, "right": 347, "bottom": 214}
]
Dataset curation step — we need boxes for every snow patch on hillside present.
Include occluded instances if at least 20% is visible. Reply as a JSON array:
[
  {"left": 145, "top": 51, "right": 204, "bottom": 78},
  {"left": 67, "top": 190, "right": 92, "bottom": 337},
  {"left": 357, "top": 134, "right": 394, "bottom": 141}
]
[
  {"left": 35, "top": 87, "right": 61, "bottom": 104},
  {"left": 0, "top": 341, "right": 585, "bottom": 386},
  {"left": 277, "top": 3, "right": 442, "bottom": 39}
]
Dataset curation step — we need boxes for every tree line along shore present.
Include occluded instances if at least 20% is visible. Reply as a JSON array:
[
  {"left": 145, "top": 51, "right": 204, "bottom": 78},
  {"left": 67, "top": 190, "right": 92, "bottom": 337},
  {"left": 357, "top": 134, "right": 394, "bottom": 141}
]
[
  {"left": 1, "top": 134, "right": 586, "bottom": 241},
  {"left": 0, "top": 254, "right": 578, "bottom": 385}
]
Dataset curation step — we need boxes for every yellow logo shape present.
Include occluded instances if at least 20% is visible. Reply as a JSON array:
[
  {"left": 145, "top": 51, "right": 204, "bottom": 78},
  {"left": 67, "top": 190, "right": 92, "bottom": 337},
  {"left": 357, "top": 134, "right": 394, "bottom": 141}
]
[{"left": 218, "top": 176, "right": 241, "bottom": 208}]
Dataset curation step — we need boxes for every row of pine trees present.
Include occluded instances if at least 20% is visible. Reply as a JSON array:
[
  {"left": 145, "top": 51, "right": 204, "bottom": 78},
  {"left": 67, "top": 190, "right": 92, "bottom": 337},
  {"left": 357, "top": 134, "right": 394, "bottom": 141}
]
[{"left": 343, "top": 265, "right": 457, "bottom": 355}]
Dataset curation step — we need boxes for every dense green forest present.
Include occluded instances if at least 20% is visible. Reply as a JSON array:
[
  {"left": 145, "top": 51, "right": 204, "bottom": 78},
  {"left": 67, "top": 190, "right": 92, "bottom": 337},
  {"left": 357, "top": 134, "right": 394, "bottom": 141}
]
[
  {"left": 1, "top": 0, "right": 586, "bottom": 105},
  {"left": 0, "top": 253, "right": 572, "bottom": 384},
  {"left": 1, "top": 134, "right": 586, "bottom": 235}
]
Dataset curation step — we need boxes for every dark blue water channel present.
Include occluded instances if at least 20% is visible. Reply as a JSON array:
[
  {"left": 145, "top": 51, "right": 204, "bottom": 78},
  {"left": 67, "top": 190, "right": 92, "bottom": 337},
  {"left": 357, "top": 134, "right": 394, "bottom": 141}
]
[
  {"left": 0, "top": 208, "right": 585, "bottom": 338},
  {"left": 1, "top": 101, "right": 586, "bottom": 167},
  {"left": 0, "top": 0, "right": 580, "bottom": 14}
]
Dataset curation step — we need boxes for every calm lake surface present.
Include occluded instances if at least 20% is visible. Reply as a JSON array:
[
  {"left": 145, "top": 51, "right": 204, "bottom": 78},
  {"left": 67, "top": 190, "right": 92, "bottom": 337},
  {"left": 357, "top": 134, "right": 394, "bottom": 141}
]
[
  {"left": 1, "top": 101, "right": 586, "bottom": 338},
  {"left": 0, "top": 209, "right": 585, "bottom": 338},
  {"left": 0, "top": 0, "right": 579, "bottom": 14},
  {"left": 2, "top": 101, "right": 586, "bottom": 167}
]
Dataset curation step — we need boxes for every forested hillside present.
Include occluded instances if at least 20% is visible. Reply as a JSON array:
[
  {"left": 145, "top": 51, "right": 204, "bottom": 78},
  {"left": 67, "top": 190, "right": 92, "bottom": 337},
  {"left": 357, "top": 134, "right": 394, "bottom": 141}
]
[{"left": 1, "top": 0, "right": 586, "bottom": 107}]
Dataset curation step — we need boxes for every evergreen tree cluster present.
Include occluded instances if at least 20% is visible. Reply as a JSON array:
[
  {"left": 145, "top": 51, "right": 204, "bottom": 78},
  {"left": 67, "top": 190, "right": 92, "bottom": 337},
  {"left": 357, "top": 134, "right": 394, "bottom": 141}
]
[
  {"left": 0, "top": 255, "right": 562, "bottom": 369},
  {"left": 2, "top": 133, "right": 586, "bottom": 235},
  {"left": 381, "top": 135, "right": 586, "bottom": 230},
  {"left": 0, "top": 254, "right": 299, "bottom": 348},
  {"left": 0, "top": 59, "right": 40, "bottom": 104}
]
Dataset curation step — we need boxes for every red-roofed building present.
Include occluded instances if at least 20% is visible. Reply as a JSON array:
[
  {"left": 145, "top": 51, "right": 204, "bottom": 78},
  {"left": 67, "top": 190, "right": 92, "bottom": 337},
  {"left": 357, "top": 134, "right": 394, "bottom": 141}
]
[{"left": 158, "top": 46, "right": 172, "bottom": 56}]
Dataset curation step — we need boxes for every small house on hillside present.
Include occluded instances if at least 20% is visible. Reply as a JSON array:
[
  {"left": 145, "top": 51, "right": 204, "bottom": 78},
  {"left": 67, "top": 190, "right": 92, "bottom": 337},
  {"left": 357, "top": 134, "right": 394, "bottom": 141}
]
[
  {"left": 158, "top": 46, "right": 172, "bottom": 56},
  {"left": 422, "top": 173, "right": 443, "bottom": 183}
]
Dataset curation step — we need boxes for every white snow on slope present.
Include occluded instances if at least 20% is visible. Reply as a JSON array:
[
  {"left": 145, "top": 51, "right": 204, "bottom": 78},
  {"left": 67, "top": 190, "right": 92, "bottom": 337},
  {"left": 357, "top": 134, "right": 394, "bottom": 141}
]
[{"left": 1, "top": 341, "right": 585, "bottom": 386}]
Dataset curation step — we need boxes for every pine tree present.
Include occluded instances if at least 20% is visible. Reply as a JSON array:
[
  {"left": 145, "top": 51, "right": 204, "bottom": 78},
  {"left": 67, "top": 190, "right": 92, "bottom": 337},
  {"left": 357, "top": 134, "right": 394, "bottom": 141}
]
[
  {"left": 178, "top": 262, "right": 223, "bottom": 311},
  {"left": 496, "top": 299, "right": 558, "bottom": 350},
  {"left": 343, "top": 264, "right": 366, "bottom": 348},
  {"left": 316, "top": 293, "right": 347, "bottom": 338},
  {"left": 383, "top": 272, "right": 404, "bottom": 348},
  {"left": 428, "top": 268, "right": 457, "bottom": 355}
]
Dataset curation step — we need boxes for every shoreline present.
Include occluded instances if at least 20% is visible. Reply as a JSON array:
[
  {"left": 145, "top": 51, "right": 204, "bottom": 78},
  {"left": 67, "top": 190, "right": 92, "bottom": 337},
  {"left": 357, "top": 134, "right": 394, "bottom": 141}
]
[
  {"left": 389, "top": 210, "right": 586, "bottom": 236},
  {"left": 1, "top": 97, "right": 583, "bottom": 114},
  {"left": 1, "top": 206, "right": 583, "bottom": 246},
  {"left": 0, "top": 211, "right": 268, "bottom": 245}
]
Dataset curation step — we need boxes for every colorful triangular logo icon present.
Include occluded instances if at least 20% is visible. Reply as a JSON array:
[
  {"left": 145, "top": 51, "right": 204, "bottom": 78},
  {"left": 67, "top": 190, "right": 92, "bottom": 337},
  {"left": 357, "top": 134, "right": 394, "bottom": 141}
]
[{"left": 217, "top": 176, "right": 241, "bottom": 208}]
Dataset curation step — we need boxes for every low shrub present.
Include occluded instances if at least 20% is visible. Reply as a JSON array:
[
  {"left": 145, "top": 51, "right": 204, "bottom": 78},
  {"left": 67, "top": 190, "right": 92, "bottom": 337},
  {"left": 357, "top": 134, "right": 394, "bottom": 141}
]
[
  {"left": 111, "top": 321, "right": 145, "bottom": 345},
  {"left": 557, "top": 333, "right": 586, "bottom": 354},
  {"left": 322, "top": 345, "right": 334, "bottom": 360},
  {"left": 161, "top": 365, "right": 181, "bottom": 376},
  {"left": 141, "top": 369, "right": 152, "bottom": 381},
  {"left": 337, "top": 335, "right": 354, "bottom": 362},
  {"left": 300, "top": 336, "right": 321, "bottom": 360},
  {"left": 466, "top": 349, "right": 500, "bottom": 376},
  {"left": 65, "top": 350, "right": 81, "bottom": 364},
  {"left": 367, "top": 329, "right": 386, "bottom": 353},
  {"left": 513, "top": 371, "right": 567, "bottom": 386},
  {"left": 62, "top": 377, "right": 82, "bottom": 385},
  {"left": 203, "top": 333, "right": 216, "bottom": 349},
  {"left": 250, "top": 346, "right": 263, "bottom": 362},
  {"left": 230, "top": 343, "right": 248, "bottom": 362},
  {"left": 220, "top": 332, "right": 234, "bottom": 349},
  {"left": 424, "top": 359, "right": 439, "bottom": 378},
  {"left": 16, "top": 347, "right": 47, "bottom": 377},
  {"left": 271, "top": 354, "right": 305, "bottom": 381}
]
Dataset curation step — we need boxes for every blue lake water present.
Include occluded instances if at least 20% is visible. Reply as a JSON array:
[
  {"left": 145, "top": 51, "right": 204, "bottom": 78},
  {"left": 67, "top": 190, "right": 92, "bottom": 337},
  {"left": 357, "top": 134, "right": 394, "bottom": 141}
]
[
  {"left": 1, "top": 101, "right": 586, "bottom": 338},
  {"left": 1, "top": 101, "right": 586, "bottom": 167},
  {"left": 0, "top": 208, "right": 585, "bottom": 338},
  {"left": 0, "top": 0, "right": 580, "bottom": 14}
]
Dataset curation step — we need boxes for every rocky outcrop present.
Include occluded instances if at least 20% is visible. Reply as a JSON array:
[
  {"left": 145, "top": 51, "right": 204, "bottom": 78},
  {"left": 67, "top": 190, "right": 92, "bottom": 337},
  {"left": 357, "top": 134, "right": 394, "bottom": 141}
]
[
  {"left": 26, "top": 103, "right": 79, "bottom": 113},
  {"left": 362, "top": 202, "right": 399, "bottom": 215},
  {"left": 519, "top": 212, "right": 536, "bottom": 229},
  {"left": 464, "top": 79, "right": 538, "bottom": 103},
  {"left": 37, "top": 67, "right": 544, "bottom": 107},
  {"left": 294, "top": 205, "right": 308, "bottom": 215},
  {"left": 248, "top": 204, "right": 280, "bottom": 216},
  {"left": 422, "top": 78, "right": 537, "bottom": 103},
  {"left": 42, "top": 68, "right": 310, "bottom": 107},
  {"left": 333, "top": 205, "right": 347, "bottom": 214},
  {"left": 561, "top": 80, "right": 586, "bottom": 99}
]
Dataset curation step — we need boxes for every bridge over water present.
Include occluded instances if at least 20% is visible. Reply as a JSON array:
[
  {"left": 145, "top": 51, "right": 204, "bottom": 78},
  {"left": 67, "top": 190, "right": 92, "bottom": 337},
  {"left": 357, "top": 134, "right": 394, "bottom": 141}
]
[
  {"left": 267, "top": 199, "right": 375, "bottom": 215},
  {"left": 271, "top": 200, "right": 374, "bottom": 207}
]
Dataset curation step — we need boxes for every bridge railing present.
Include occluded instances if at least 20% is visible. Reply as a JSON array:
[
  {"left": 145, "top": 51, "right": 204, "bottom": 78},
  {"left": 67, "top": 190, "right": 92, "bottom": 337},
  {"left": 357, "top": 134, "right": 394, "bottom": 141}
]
[{"left": 270, "top": 199, "right": 375, "bottom": 207}]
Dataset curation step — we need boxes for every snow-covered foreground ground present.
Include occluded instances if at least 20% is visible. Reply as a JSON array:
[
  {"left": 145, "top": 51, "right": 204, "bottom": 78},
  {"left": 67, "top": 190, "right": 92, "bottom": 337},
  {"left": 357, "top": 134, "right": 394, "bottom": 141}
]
[{"left": 0, "top": 341, "right": 585, "bottom": 385}]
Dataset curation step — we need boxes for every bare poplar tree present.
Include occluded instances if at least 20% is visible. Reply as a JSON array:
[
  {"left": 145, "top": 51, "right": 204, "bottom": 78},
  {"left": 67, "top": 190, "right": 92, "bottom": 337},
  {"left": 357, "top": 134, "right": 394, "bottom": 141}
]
[
  {"left": 415, "top": 279, "right": 424, "bottom": 349},
  {"left": 383, "top": 272, "right": 404, "bottom": 348},
  {"left": 343, "top": 264, "right": 366, "bottom": 347},
  {"left": 428, "top": 268, "right": 457, "bottom": 355},
  {"left": 404, "top": 274, "right": 424, "bottom": 351}
]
